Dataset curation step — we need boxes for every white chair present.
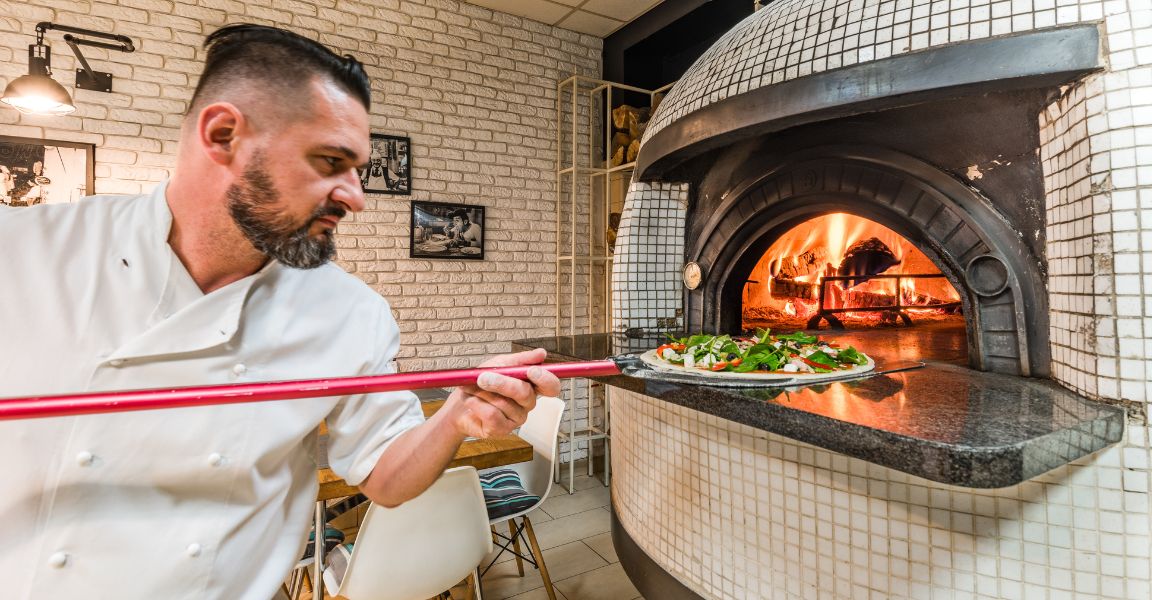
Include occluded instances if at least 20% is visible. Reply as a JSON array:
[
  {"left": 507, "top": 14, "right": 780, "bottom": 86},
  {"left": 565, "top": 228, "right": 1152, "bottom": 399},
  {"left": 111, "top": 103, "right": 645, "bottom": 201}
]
[
  {"left": 321, "top": 466, "right": 492, "bottom": 600},
  {"left": 479, "top": 395, "right": 565, "bottom": 600}
]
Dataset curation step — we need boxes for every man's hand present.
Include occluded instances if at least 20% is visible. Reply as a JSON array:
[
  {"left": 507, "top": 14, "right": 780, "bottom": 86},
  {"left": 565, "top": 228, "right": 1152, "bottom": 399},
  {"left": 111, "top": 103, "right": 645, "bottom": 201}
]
[
  {"left": 359, "top": 348, "right": 560, "bottom": 507},
  {"left": 446, "top": 348, "right": 561, "bottom": 439}
]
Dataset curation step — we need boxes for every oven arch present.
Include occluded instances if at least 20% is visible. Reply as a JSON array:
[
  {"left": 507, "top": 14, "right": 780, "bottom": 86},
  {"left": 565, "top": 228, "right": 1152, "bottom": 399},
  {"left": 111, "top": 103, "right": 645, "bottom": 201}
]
[{"left": 686, "top": 146, "right": 1048, "bottom": 377}]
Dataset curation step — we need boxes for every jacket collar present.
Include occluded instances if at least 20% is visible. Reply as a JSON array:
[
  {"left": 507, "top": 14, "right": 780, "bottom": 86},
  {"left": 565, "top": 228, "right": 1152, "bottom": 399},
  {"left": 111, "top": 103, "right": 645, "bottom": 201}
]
[{"left": 109, "top": 182, "right": 281, "bottom": 360}]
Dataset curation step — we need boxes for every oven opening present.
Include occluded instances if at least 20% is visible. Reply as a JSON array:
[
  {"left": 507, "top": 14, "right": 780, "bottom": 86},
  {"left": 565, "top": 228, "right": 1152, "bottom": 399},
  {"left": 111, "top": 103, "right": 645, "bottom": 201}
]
[{"left": 742, "top": 212, "right": 964, "bottom": 333}]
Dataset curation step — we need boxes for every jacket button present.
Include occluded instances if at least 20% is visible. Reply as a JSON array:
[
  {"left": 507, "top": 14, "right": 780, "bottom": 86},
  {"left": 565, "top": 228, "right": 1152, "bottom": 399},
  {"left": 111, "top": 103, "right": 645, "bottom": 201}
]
[
  {"left": 207, "top": 453, "right": 224, "bottom": 467},
  {"left": 232, "top": 363, "right": 247, "bottom": 375},
  {"left": 48, "top": 552, "right": 68, "bottom": 568},
  {"left": 186, "top": 543, "right": 202, "bottom": 557},
  {"left": 76, "top": 451, "right": 95, "bottom": 466}
]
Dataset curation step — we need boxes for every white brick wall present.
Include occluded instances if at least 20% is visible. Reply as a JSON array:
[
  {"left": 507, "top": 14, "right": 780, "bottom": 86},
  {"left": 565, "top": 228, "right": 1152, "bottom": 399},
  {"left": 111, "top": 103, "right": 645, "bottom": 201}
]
[{"left": 0, "top": 0, "right": 602, "bottom": 372}]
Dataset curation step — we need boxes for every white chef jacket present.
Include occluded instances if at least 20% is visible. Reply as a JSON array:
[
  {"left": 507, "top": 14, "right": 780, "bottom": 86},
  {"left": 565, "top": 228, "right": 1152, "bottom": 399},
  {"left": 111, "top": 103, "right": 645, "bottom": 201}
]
[{"left": 0, "top": 183, "right": 425, "bottom": 599}]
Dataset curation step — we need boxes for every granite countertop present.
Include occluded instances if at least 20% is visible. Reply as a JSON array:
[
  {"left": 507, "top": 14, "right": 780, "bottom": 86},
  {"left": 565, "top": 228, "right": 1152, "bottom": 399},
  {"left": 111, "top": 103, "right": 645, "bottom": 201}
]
[{"left": 513, "top": 327, "right": 1125, "bottom": 488}]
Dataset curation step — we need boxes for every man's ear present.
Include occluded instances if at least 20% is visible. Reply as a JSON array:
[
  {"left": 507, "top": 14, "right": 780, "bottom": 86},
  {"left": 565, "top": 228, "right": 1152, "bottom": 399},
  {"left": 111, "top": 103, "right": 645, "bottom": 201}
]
[{"left": 196, "top": 103, "right": 245, "bottom": 166}]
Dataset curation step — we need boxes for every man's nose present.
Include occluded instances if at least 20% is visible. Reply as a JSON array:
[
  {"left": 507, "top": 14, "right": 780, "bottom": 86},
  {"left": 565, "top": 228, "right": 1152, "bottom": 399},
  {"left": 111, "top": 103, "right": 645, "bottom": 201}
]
[{"left": 331, "top": 169, "right": 366, "bottom": 213}]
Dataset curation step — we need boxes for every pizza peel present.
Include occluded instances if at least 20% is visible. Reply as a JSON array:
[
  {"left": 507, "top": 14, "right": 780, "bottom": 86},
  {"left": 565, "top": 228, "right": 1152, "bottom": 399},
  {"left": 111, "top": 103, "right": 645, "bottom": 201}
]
[
  {"left": 621, "top": 353, "right": 925, "bottom": 388},
  {"left": 0, "top": 361, "right": 623, "bottom": 421},
  {"left": 0, "top": 355, "right": 924, "bottom": 420}
]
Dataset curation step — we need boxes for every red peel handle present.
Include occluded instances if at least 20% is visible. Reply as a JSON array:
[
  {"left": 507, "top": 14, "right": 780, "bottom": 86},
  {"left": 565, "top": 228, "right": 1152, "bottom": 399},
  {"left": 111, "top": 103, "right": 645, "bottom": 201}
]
[{"left": 0, "top": 360, "right": 622, "bottom": 420}]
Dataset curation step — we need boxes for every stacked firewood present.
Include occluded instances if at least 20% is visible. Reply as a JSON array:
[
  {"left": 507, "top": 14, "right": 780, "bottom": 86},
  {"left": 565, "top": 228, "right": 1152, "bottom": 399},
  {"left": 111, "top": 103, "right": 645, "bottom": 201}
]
[{"left": 609, "top": 104, "right": 652, "bottom": 167}]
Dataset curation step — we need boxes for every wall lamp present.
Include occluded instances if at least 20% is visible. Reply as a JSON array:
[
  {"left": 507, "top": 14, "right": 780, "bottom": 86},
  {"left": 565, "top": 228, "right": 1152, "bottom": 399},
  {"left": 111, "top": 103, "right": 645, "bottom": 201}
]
[{"left": 1, "top": 22, "right": 135, "bottom": 116}]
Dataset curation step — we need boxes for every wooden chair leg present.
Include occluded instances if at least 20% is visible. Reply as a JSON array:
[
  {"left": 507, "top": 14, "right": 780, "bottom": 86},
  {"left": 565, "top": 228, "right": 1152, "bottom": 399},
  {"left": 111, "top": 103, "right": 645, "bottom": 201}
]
[
  {"left": 521, "top": 516, "right": 557, "bottom": 600},
  {"left": 508, "top": 519, "right": 525, "bottom": 577},
  {"left": 297, "top": 569, "right": 312, "bottom": 599},
  {"left": 472, "top": 567, "right": 484, "bottom": 600}
]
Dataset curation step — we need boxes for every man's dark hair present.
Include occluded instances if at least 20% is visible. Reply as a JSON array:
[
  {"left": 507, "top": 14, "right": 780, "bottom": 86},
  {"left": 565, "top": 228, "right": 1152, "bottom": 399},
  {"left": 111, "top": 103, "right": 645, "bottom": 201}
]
[
  {"left": 448, "top": 209, "right": 470, "bottom": 224},
  {"left": 189, "top": 24, "right": 371, "bottom": 115}
]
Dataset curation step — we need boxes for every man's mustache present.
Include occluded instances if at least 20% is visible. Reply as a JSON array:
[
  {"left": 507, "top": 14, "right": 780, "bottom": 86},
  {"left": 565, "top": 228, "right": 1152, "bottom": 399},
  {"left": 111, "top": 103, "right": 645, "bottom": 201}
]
[{"left": 312, "top": 205, "right": 347, "bottom": 221}]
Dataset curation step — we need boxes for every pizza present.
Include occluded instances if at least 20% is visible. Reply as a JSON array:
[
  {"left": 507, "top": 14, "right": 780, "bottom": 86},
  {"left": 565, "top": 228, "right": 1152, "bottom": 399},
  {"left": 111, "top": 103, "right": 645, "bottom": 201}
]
[{"left": 640, "top": 329, "right": 874, "bottom": 381}]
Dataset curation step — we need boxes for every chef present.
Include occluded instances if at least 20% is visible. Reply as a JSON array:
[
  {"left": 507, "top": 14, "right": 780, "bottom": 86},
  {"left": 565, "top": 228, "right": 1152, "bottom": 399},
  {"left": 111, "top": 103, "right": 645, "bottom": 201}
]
[{"left": 0, "top": 23, "right": 558, "bottom": 599}]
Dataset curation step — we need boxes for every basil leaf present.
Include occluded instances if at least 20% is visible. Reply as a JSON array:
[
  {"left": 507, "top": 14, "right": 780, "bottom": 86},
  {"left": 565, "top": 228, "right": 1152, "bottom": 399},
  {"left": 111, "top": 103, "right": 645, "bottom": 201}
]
[
  {"left": 837, "top": 346, "right": 868, "bottom": 365},
  {"left": 731, "top": 360, "right": 759, "bottom": 373},
  {"left": 742, "top": 342, "right": 783, "bottom": 371},
  {"left": 775, "top": 331, "right": 818, "bottom": 345},
  {"left": 685, "top": 334, "right": 712, "bottom": 348},
  {"left": 805, "top": 350, "right": 838, "bottom": 368}
]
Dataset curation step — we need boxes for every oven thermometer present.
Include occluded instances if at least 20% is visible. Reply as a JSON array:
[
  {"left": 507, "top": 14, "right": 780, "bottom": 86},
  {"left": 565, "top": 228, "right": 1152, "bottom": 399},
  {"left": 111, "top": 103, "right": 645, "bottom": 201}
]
[{"left": 682, "top": 261, "right": 702, "bottom": 289}]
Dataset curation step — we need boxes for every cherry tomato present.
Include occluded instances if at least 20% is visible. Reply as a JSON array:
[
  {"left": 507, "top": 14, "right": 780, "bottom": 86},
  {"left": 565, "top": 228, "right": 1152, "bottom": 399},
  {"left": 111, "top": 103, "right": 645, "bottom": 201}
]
[{"left": 711, "top": 361, "right": 729, "bottom": 371}]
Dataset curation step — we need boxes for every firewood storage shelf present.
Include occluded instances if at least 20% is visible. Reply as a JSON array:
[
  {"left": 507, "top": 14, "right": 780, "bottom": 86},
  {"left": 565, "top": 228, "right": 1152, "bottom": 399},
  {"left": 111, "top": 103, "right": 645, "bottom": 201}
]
[{"left": 554, "top": 76, "right": 672, "bottom": 493}]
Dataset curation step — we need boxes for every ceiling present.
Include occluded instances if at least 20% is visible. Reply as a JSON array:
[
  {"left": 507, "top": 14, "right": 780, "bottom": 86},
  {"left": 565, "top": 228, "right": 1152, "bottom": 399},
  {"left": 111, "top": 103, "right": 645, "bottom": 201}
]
[{"left": 463, "top": 0, "right": 665, "bottom": 38}]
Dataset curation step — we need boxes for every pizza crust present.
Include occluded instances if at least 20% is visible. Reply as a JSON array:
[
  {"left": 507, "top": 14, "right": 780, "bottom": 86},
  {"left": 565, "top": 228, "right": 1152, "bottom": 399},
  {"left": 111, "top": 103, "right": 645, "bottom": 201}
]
[{"left": 638, "top": 349, "right": 875, "bottom": 382}]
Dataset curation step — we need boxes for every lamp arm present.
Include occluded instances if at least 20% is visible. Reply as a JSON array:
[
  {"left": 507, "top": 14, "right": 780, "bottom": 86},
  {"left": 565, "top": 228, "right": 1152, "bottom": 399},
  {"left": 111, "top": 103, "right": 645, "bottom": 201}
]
[
  {"left": 35, "top": 21, "right": 135, "bottom": 53},
  {"left": 63, "top": 37, "right": 99, "bottom": 83}
]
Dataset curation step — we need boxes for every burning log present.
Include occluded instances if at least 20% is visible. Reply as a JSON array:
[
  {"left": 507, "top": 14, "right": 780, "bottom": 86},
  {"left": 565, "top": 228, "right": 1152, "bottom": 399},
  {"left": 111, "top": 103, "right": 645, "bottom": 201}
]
[
  {"left": 770, "top": 278, "right": 818, "bottom": 300},
  {"left": 837, "top": 237, "right": 900, "bottom": 287},
  {"left": 842, "top": 287, "right": 954, "bottom": 309},
  {"left": 844, "top": 289, "right": 898, "bottom": 308},
  {"left": 774, "top": 246, "right": 829, "bottom": 280}
]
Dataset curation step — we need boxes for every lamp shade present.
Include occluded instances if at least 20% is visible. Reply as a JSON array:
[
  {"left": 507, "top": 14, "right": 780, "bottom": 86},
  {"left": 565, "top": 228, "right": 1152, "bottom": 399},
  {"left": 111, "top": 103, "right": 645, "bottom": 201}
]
[{"left": 1, "top": 74, "right": 76, "bottom": 116}]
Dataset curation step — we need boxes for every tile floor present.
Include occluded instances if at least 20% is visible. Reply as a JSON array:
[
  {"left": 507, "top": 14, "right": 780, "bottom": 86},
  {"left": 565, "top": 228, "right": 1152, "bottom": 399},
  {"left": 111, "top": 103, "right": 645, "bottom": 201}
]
[{"left": 318, "top": 459, "right": 642, "bottom": 600}]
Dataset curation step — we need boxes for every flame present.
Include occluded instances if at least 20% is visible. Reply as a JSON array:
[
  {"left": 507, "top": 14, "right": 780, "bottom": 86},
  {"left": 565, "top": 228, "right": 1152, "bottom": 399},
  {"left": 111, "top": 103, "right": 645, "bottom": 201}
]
[{"left": 744, "top": 213, "right": 961, "bottom": 325}]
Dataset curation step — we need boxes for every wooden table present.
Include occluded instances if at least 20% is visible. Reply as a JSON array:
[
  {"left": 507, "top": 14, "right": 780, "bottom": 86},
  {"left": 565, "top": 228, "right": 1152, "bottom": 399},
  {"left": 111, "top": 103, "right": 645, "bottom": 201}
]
[{"left": 316, "top": 400, "right": 534, "bottom": 500}]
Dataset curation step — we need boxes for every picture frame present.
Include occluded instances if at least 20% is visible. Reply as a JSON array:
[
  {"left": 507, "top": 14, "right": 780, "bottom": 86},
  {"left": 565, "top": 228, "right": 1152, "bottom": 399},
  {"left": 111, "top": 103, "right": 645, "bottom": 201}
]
[
  {"left": 0, "top": 135, "right": 95, "bottom": 206},
  {"left": 361, "top": 133, "right": 411, "bottom": 195},
  {"left": 410, "top": 200, "right": 485, "bottom": 260}
]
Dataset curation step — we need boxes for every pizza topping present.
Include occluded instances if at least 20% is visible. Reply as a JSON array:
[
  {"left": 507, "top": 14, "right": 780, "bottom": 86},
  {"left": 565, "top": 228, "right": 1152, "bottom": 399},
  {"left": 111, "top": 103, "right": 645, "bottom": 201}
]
[{"left": 655, "top": 328, "right": 869, "bottom": 374}]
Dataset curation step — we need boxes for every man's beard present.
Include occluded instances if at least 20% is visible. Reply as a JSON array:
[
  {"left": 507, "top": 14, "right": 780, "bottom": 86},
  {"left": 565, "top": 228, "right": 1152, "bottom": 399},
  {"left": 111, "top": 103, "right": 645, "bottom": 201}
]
[{"left": 227, "top": 152, "right": 345, "bottom": 269}]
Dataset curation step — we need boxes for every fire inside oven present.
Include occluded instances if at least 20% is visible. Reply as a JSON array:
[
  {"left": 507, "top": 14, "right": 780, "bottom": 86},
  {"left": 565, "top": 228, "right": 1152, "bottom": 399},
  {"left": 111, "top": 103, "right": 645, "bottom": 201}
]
[{"left": 742, "top": 213, "right": 963, "bottom": 332}]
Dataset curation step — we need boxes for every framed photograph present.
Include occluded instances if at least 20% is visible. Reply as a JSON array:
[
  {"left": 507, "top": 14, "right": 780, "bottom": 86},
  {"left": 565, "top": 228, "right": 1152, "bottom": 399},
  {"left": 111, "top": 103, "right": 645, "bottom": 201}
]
[
  {"left": 0, "top": 135, "right": 95, "bottom": 206},
  {"left": 410, "top": 200, "right": 485, "bottom": 260},
  {"left": 361, "top": 133, "right": 410, "bottom": 195}
]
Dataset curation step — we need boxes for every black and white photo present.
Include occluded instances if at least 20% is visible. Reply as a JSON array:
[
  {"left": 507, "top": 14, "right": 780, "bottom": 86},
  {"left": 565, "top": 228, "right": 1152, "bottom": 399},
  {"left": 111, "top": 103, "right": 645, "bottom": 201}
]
[
  {"left": 411, "top": 200, "right": 485, "bottom": 260},
  {"left": 361, "top": 133, "right": 410, "bottom": 195},
  {"left": 0, "top": 136, "right": 95, "bottom": 206}
]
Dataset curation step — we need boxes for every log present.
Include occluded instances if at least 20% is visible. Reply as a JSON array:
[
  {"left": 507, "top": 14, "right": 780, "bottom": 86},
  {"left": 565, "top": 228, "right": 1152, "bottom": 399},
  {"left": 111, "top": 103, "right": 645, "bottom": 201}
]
[
  {"left": 626, "top": 139, "right": 640, "bottom": 163},
  {"left": 610, "top": 145, "right": 625, "bottom": 167},
  {"left": 774, "top": 246, "right": 830, "bottom": 279},
  {"left": 769, "top": 278, "right": 817, "bottom": 300},
  {"left": 612, "top": 105, "right": 640, "bottom": 130}
]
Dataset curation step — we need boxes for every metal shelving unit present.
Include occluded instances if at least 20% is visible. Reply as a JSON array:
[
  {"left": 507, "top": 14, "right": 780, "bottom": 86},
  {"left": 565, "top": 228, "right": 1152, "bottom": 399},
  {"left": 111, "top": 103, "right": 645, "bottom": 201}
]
[{"left": 554, "top": 76, "right": 671, "bottom": 493}]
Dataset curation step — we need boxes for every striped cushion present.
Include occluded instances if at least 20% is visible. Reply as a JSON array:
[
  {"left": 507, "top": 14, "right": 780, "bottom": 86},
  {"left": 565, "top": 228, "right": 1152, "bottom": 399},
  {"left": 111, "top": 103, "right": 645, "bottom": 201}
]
[{"left": 479, "top": 469, "right": 540, "bottom": 520}]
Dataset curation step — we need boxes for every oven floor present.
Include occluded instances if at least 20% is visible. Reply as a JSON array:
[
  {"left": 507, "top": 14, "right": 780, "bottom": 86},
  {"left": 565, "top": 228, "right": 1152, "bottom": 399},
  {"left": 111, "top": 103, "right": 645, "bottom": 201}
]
[{"left": 804, "top": 319, "right": 969, "bottom": 366}]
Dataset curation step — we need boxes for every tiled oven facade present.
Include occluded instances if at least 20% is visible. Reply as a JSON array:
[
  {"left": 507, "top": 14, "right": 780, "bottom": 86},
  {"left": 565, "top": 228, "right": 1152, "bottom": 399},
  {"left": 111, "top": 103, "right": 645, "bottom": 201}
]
[
  {"left": 612, "top": 388, "right": 1150, "bottom": 600},
  {"left": 612, "top": 0, "right": 1150, "bottom": 411},
  {"left": 609, "top": 0, "right": 1152, "bottom": 597}
]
